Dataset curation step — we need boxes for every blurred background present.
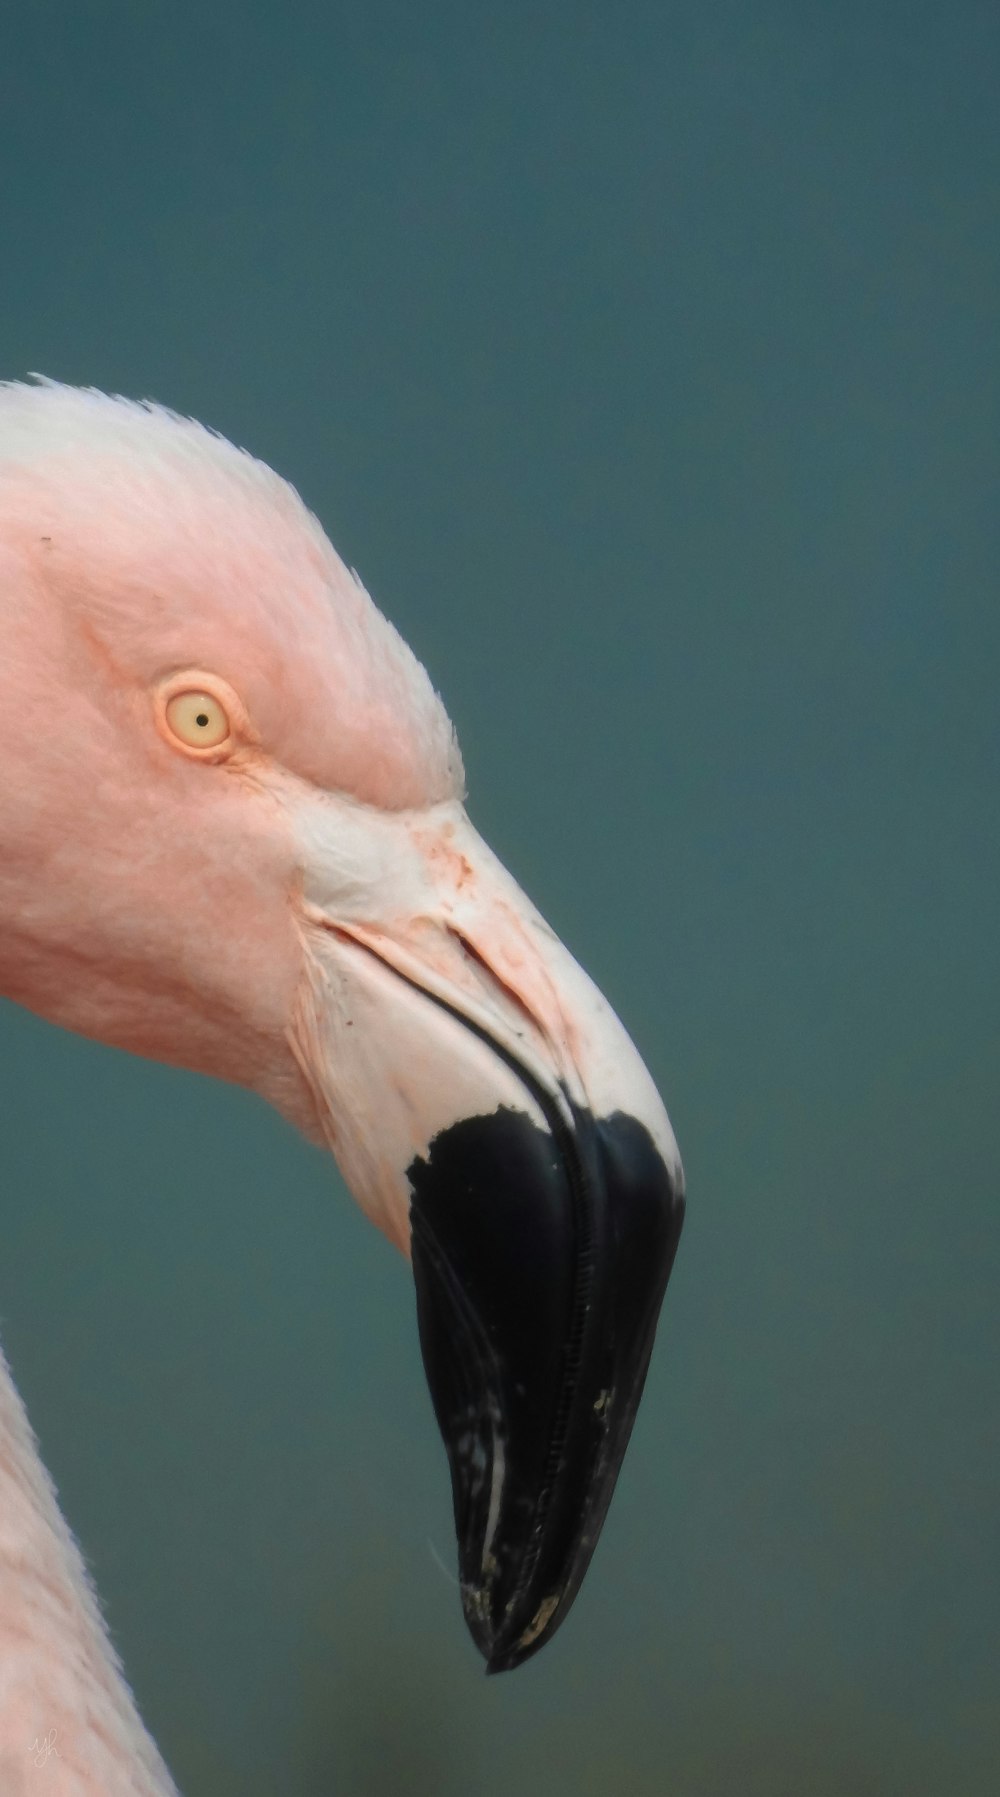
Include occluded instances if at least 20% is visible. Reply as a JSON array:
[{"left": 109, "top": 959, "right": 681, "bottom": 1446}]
[{"left": 1, "top": 3, "right": 998, "bottom": 1792}]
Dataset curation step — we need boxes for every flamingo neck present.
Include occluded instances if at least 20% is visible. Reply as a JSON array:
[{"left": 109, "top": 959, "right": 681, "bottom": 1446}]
[{"left": 0, "top": 1342, "right": 179, "bottom": 1795}]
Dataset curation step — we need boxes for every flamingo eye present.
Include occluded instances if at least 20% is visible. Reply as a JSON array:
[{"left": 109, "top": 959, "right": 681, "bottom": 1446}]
[
  {"left": 155, "top": 669, "right": 250, "bottom": 760},
  {"left": 164, "top": 689, "right": 231, "bottom": 750}
]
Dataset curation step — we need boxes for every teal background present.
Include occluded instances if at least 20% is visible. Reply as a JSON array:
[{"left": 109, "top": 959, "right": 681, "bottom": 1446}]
[{"left": 2, "top": 4, "right": 998, "bottom": 1792}]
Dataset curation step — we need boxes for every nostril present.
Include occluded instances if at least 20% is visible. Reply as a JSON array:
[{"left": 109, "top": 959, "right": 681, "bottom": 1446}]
[{"left": 446, "top": 926, "right": 541, "bottom": 1041}]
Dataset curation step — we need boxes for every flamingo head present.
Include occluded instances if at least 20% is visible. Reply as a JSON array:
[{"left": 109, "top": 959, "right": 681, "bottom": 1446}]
[{"left": 0, "top": 380, "right": 684, "bottom": 1672}]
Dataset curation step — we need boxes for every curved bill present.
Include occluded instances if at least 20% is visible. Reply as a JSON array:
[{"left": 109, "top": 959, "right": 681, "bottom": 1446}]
[{"left": 291, "top": 798, "right": 685, "bottom": 1672}]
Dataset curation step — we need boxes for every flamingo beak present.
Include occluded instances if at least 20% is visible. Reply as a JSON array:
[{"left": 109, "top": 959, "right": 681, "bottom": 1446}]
[{"left": 292, "top": 800, "right": 685, "bottom": 1672}]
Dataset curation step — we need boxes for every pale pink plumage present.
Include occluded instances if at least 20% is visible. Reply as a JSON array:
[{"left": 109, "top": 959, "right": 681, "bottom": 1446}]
[{"left": 0, "top": 380, "right": 467, "bottom": 1792}]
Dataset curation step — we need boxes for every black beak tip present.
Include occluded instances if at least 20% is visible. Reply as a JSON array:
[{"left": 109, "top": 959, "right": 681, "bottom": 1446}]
[
  {"left": 467, "top": 1589, "right": 561, "bottom": 1675},
  {"left": 482, "top": 1603, "right": 568, "bottom": 1673},
  {"left": 409, "top": 1102, "right": 684, "bottom": 1673},
  {"left": 485, "top": 1647, "right": 521, "bottom": 1676}
]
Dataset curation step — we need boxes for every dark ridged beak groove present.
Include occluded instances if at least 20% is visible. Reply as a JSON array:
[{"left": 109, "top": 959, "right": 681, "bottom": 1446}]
[{"left": 408, "top": 1081, "right": 684, "bottom": 1673}]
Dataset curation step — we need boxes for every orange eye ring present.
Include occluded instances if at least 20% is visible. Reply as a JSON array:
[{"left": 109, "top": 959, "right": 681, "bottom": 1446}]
[{"left": 154, "top": 671, "right": 248, "bottom": 761}]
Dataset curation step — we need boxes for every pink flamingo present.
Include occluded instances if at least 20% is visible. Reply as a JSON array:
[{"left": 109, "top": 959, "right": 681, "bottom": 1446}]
[{"left": 0, "top": 380, "right": 685, "bottom": 1794}]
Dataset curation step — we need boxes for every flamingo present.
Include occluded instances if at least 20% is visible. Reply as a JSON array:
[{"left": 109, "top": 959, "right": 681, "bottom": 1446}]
[{"left": 0, "top": 379, "right": 685, "bottom": 1795}]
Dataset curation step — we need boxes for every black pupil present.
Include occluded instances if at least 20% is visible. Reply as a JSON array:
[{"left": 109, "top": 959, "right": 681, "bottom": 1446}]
[{"left": 195, "top": 713, "right": 209, "bottom": 727}]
